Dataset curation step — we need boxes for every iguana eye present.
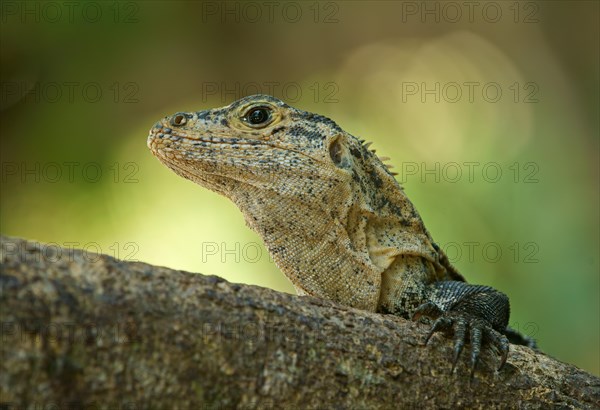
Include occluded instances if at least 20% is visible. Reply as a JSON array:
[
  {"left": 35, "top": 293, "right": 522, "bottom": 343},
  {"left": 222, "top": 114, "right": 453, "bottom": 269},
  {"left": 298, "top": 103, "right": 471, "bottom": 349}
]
[{"left": 244, "top": 106, "right": 271, "bottom": 127}]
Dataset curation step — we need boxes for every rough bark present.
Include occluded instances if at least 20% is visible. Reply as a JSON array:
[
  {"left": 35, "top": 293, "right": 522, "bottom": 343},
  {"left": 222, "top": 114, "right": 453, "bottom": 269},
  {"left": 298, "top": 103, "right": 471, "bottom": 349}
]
[{"left": 0, "top": 235, "right": 598, "bottom": 409}]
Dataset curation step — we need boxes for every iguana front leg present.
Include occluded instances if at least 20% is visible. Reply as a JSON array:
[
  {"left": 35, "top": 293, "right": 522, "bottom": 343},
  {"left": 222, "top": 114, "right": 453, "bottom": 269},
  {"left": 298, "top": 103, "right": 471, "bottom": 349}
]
[
  {"left": 413, "top": 281, "right": 511, "bottom": 376},
  {"left": 377, "top": 255, "right": 512, "bottom": 375}
]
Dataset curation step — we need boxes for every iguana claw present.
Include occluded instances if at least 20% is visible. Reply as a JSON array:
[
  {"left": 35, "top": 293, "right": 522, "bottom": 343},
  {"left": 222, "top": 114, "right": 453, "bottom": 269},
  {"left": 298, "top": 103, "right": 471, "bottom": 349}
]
[{"left": 415, "top": 301, "right": 510, "bottom": 376}]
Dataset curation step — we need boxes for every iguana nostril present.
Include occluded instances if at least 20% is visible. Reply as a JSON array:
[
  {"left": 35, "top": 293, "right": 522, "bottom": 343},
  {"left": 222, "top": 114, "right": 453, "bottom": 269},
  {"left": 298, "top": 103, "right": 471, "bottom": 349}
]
[{"left": 171, "top": 113, "right": 187, "bottom": 126}]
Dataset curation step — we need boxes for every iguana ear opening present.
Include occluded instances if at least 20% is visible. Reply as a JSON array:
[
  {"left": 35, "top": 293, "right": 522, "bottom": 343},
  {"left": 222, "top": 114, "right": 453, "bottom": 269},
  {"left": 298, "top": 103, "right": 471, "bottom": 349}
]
[{"left": 329, "top": 134, "right": 350, "bottom": 168}]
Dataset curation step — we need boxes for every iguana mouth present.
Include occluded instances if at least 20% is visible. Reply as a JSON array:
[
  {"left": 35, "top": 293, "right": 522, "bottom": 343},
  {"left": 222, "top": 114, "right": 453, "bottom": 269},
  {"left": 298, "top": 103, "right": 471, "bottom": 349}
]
[
  {"left": 148, "top": 122, "right": 272, "bottom": 147},
  {"left": 148, "top": 122, "right": 328, "bottom": 165}
]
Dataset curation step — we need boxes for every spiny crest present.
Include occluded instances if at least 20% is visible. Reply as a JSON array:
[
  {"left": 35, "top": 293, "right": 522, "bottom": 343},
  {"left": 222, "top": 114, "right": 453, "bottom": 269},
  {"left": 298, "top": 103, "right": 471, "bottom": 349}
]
[{"left": 360, "top": 139, "right": 398, "bottom": 176}]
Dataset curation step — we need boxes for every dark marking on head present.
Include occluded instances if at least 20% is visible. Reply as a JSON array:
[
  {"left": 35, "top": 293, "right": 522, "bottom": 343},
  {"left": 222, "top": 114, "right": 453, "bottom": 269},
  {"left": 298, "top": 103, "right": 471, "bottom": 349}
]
[
  {"left": 410, "top": 208, "right": 419, "bottom": 220},
  {"left": 272, "top": 126, "right": 286, "bottom": 135},
  {"left": 370, "top": 169, "right": 383, "bottom": 189},
  {"left": 228, "top": 99, "right": 244, "bottom": 111},
  {"left": 306, "top": 113, "right": 343, "bottom": 132},
  {"left": 350, "top": 146, "right": 363, "bottom": 159},
  {"left": 197, "top": 110, "right": 210, "bottom": 120},
  {"left": 304, "top": 128, "right": 325, "bottom": 140},
  {"left": 288, "top": 125, "right": 310, "bottom": 137},
  {"left": 388, "top": 203, "right": 403, "bottom": 217}
]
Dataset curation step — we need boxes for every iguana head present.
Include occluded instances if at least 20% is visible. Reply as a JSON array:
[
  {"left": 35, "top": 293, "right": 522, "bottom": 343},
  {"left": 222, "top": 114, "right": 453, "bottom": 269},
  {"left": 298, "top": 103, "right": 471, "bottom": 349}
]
[
  {"left": 147, "top": 94, "right": 394, "bottom": 197},
  {"left": 148, "top": 95, "right": 444, "bottom": 311}
]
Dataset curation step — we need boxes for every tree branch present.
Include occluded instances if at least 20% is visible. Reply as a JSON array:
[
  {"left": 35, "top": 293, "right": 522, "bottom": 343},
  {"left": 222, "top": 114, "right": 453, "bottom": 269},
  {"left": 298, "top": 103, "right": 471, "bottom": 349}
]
[{"left": 1, "top": 236, "right": 598, "bottom": 409}]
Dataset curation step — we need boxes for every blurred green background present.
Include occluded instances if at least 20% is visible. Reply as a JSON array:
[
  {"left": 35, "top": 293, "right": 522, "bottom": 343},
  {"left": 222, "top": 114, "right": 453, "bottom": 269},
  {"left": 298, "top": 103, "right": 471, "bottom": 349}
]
[{"left": 1, "top": 1, "right": 598, "bottom": 375}]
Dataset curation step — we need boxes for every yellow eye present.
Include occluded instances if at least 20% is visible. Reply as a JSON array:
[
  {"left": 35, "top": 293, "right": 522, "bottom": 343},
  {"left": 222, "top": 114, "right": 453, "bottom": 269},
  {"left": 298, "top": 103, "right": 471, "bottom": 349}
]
[{"left": 244, "top": 106, "right": 271, "bottom": 127}]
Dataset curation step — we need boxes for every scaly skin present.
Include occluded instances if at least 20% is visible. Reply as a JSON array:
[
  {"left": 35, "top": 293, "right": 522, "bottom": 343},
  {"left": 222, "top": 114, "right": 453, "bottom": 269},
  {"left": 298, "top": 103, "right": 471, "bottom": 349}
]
[{"left": 147, "top": 94, "right": 535, "bottom": 374}]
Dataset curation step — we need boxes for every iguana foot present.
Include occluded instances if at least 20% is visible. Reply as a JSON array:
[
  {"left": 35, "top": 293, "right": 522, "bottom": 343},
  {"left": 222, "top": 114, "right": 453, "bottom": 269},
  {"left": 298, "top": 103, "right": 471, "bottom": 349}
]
[
  {"left": 412, "top": 281, "right": 512, "bottom": 376},
  {"left": 416, "top": 308, "right": 509, "bottom": 376}
]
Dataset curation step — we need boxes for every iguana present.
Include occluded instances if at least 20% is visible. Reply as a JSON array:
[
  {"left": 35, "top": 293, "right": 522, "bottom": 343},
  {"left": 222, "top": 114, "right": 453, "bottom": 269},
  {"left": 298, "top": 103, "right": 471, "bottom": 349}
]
[{"left": 147, "top": 94, "right": 535, "bottom": 375}]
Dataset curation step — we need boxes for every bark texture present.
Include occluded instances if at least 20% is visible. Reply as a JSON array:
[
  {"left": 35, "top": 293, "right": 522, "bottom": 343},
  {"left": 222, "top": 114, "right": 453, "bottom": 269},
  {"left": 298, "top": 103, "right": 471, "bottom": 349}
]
[{"left": 1, "top": 235, "right": 598, "bottom": 409}]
